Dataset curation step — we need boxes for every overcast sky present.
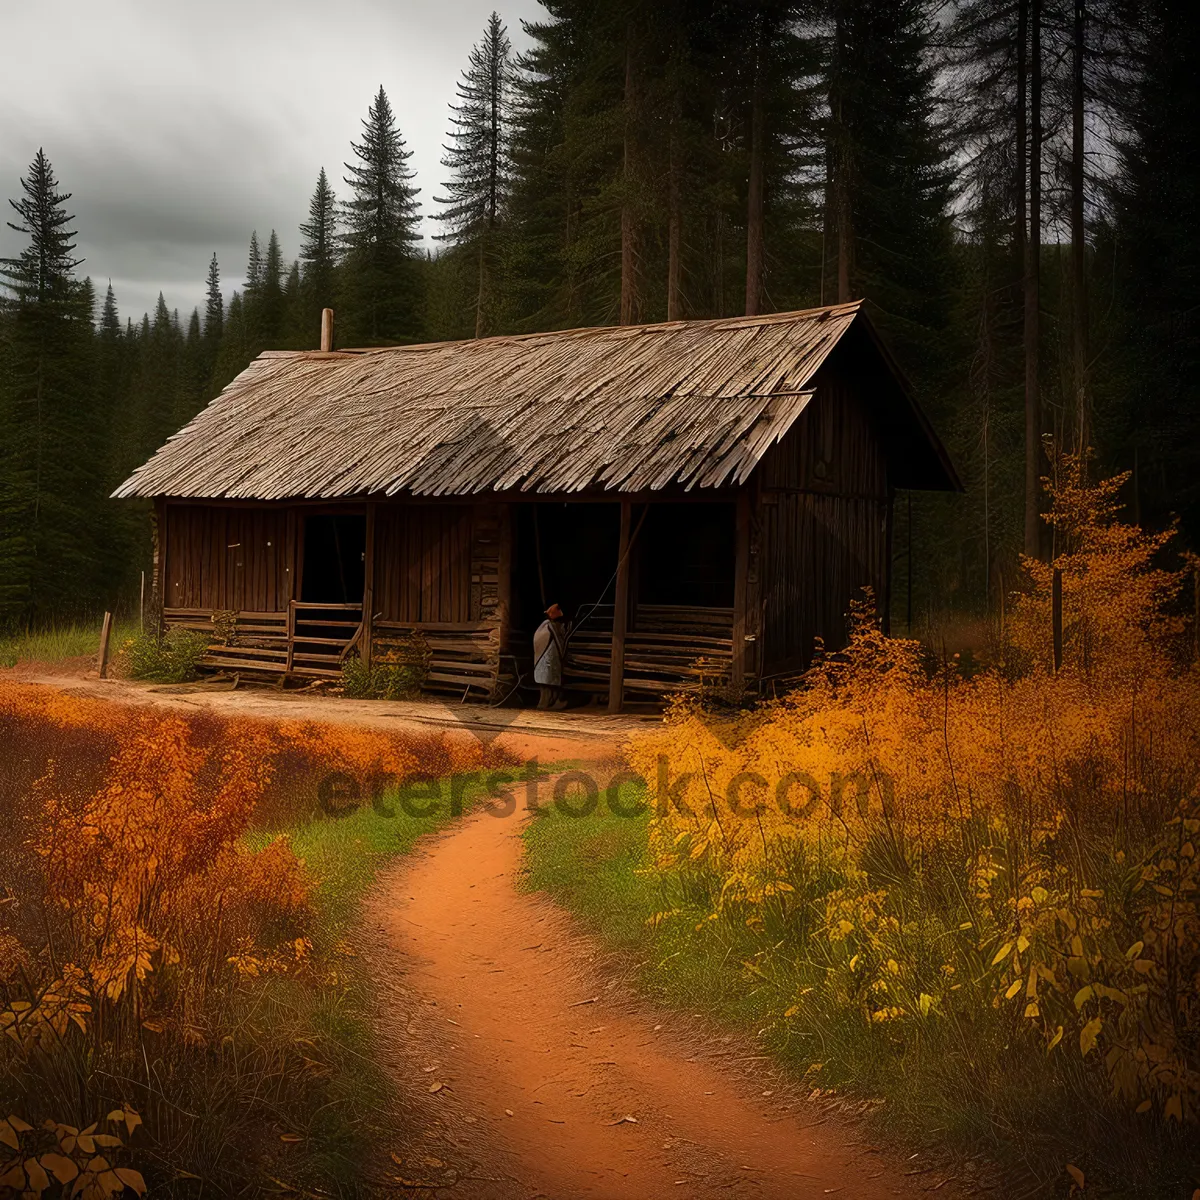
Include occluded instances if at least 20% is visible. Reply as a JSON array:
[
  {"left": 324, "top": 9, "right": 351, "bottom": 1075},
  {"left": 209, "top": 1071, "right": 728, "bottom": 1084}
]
[{"left": 1, "top": 0, "right": 542, "bottom": 327}]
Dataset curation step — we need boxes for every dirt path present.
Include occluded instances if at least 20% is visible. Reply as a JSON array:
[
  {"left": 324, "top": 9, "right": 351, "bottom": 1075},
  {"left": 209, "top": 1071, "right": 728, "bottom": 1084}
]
[
  {"left": 4, "top": 674, "right": 649, "bottom": 765},
  {"left": 361, "top": 779, "right": 938, "bottom": 1200}
]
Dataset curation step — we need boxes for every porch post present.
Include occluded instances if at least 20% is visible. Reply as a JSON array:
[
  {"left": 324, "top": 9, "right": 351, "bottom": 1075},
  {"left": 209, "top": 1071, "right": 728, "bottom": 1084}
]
[
  {"left": 363, "top": 501, "right": 376, "bottom": 669},
  {"left": 151, "top": 496, "right": 167, "bottom": 635},
  {"left": 731, "top": 488, "right": 751, "bottom": 692},
  {"left": 497, "top": 502, "right": 512, "bottom": 654},
  {"left": 608, "top": 499, "right": 632, "bottom": 714}
]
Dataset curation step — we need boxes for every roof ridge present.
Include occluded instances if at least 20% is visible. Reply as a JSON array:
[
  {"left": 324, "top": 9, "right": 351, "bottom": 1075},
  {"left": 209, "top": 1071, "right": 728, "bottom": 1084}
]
[{"left": 260, "top": 301, "right": 864, "bottom": 362}]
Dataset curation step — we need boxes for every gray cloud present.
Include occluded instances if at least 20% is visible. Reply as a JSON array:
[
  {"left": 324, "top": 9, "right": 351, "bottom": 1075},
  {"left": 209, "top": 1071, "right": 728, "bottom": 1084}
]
[{"left": 1, "top": 0, "right": 540, "bottom": 326}]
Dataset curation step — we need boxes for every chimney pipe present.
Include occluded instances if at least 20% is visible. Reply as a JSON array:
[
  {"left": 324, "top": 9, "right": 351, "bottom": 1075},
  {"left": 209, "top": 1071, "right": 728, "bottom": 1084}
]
[{"left": 320, "top": 308, "right": 334, "bottom": 353}]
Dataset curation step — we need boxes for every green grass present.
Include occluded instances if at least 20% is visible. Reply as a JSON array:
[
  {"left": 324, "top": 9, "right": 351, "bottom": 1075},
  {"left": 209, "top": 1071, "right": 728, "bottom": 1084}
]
[{"left": 0, "top": 620, "right": 139, "bottom": 668}]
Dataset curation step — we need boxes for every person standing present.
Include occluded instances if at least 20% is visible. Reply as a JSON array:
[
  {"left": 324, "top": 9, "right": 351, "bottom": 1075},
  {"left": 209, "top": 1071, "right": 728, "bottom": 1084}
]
[{"left": 533, "top": 603, "right": 568, "bottom": 709}]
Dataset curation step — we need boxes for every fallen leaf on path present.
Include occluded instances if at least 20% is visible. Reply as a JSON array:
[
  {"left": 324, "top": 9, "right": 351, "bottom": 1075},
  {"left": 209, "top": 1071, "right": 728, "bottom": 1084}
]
[
  {"left": 504, "top": 1109, "right": 513, "bottom": 1117},
  {"left": 1066, "top": 1164, "right": 1085, "bottom": 1190},
  {"left": 428, "top": 1082, "right": 444, "bottom": 1094},
  {"left": 568, "top": 997, "right": 598, "bottom": 1007},
  {"left": 608, "top": 1115, "right": 638, "bottom": 1125},
  {"left": 279, "top": 1134, "right": 302, "bottom": 1143}
]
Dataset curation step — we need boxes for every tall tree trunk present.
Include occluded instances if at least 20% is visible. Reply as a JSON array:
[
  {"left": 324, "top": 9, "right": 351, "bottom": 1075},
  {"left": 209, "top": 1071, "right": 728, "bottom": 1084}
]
[
  {"left": 832, "top": 8, "right": 853, "bottom": 303},
  {"left": 475, "top": 239, "right": 486, "bottom": 340},
  {"left": 1016, "top": 0, "right": 1027, "bottom": 274},
  {"left": 1071, "top": 0, "right": 1089, "bottom": 455},
  {"left": 1023, "top": 0, "right": 1042, "bottom": 558},
  {"left": 667, "top": 78, "right": 683, "bottom": 321},
  {"left": 620, "top": 32, "right": 638, "bottom": 326},
  {"left": 745, "top": 19, "right": 766, "bottom": 316}
]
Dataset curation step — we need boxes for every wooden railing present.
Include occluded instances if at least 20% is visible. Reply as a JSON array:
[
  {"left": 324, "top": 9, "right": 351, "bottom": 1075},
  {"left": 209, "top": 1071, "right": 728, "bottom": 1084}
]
[
  {"left": 561, "top": 603, "right": 734, "bottom": 701},
  {"left": 164, "top": 602, "right": 363, "bottom": 681}
]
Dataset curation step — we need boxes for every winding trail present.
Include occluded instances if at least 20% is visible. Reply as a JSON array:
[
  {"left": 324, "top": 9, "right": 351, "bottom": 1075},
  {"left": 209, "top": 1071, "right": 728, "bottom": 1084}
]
[{"left": 361, "top": 776, "right": 939, "bottom": 1200}]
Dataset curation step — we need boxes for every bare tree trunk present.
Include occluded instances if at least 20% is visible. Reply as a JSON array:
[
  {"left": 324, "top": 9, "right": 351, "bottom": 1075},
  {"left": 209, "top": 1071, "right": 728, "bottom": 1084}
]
[
  {"left": 1071, "top": 0, "right": 1089, "bottom": 455},
  {"left": 667, "top": 81, "right": 683, "bottom": 321},
  {"left": 745, "top": 20, "right": 766, "bottom": 316},
  {"left": 714, "top": 211, "right": 725, "bottom": 316},
  {"left": 832, "top": 9, "right": 852, "bottom": 303},
  {"left": 1016, "top": 0, "right": 1027, "bottom": 274},
  {"left": 474, "top": 239, "right": 485, "bottom": 340},
  {"left": 620, "top": 33, "right": 638, "bottom": 326},
  {"left": 1023, "top": 0, "right": 1043, "bottom": 559}
]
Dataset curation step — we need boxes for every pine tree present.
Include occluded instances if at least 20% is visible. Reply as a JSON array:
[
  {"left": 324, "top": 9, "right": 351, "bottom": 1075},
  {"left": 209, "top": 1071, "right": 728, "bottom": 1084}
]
[
  {"left": 261, "top": 230, "right": 285, "bottom": 345},
  {"left": 282, "top": 259, "right": 306, "bottom": 347},
  {"left": 212, "top": 291, "right": 248, "bottom": 392},
  {"left": 299, "top": 168, "right": 338, "bottom": 344},
  {"left": 204, "top": 252, "right": 223, "bottom": 343},
  {"left": 341, "top": 86, "right": 423, "bottom": 344},
  {"left": 241, "top": 231, "right": 266, "bottom": 355},
  {"left": 0, "top": 150, "right": 103, "bottom": 623},
  {"left": 182, "top": 307, "right": 208, "bottom": 421},
  {"left": 436, "top": 12, "right": 514, "bottom": 337}
]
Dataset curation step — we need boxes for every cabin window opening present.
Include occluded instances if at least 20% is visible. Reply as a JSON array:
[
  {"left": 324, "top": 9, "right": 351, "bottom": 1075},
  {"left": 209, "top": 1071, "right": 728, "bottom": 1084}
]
[
  {"left": 300, "top": 514, "right": 366, "bottom": 604},
  {"left": 635, "top": 502, "right": 735, "bottom": 610},
  {"left": 511, "top": 502, "right": 621, "bottom": 638}
]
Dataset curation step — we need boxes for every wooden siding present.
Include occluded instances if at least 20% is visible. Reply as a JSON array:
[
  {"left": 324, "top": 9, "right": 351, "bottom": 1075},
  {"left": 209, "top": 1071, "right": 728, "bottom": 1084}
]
[
  {"left": 758, "top": 367, "right": 888, "bottom": 497},
  {"left": 163, "top": 504, "right": 290, "bottom": 613},
  {"left": 375, "top": 504, "right": 474, "bottom": 624},
  {"left": 757, "top": 368, "right": 891, "bottom": 676}
]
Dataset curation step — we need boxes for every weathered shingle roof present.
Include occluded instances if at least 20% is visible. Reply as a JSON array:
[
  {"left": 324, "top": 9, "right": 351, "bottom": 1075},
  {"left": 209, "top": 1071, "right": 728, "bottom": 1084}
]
[{"left": 115, "top": 301, "right": 957, "bottom": 500}]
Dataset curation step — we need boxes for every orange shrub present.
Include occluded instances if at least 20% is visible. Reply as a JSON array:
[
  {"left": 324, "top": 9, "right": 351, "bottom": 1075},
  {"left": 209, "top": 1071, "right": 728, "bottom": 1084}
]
[{"left": 0, "top": 685, "right": 498, "bottom": 1143}]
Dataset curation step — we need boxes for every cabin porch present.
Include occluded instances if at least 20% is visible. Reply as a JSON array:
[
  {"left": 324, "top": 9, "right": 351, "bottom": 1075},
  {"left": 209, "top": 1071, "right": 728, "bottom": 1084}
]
[{"left": 155, "top": 493, "right": 755, "bottom": 711}]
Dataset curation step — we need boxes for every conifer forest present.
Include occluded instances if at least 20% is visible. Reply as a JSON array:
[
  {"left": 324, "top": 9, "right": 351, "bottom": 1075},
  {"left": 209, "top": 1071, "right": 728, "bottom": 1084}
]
[{"left": 1, "top": 0, "right": 1196, "bottom": 631}]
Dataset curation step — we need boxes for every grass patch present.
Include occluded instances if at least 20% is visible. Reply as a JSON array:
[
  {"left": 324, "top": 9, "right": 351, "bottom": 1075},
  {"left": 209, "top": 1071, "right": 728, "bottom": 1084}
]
[{"left": 0, "top": 619, "right": 138, "bottom": 667}]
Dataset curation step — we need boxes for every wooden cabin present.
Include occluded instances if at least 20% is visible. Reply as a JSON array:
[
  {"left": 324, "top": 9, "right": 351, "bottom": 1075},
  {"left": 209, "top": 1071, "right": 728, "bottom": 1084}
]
[{"left": 115, "top": 301, "right": 959, "bottom": 710}]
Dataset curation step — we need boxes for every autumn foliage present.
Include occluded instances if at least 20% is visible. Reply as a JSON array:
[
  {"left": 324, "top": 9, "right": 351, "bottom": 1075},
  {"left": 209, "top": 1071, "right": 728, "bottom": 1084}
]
[
  {"left": 628, "top": 457, "right": 1200, "bottom": 1153},
  {"left": 0, "top": 688, "right": 495, "bottom": 1193}
]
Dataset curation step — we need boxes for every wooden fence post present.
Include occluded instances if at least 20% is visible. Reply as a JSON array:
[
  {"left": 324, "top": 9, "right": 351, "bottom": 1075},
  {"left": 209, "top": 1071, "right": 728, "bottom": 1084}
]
[{"left": 98, "top": 611, "right": 113, "bottom": 679}]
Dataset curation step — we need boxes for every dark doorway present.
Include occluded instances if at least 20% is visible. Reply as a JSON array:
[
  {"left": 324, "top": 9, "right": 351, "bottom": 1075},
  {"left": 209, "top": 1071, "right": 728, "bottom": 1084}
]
[
  {"left": 635, "top": 502, "right": 735, "bottom": 609},
  {"left": 300, "top": 514, "right": 366, "bottom": 603},
  {"left": 512, "top": 503, "right": 621, "bottom": 636}
]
